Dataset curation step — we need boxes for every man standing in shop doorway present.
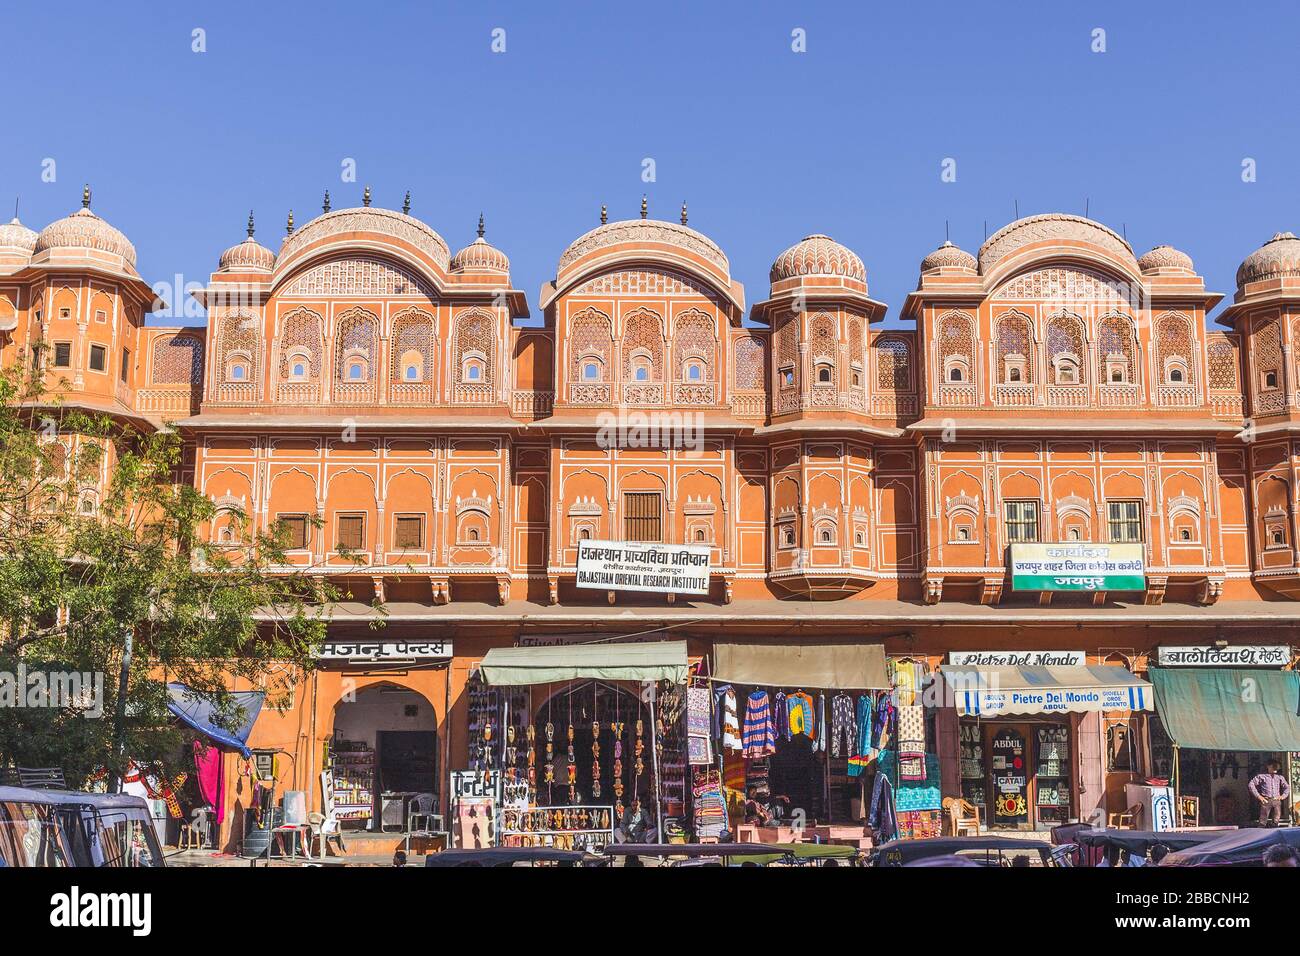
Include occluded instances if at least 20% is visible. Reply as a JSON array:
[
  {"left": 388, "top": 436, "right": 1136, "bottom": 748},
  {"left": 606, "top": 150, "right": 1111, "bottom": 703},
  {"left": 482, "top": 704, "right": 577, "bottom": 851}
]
[{"left": 1248, "top": 759, "right": 1291, "bottom": 826}]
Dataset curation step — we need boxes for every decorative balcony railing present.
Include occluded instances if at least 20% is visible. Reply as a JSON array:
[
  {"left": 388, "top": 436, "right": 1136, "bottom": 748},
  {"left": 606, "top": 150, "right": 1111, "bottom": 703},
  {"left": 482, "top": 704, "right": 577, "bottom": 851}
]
[
  {"left": 452, "top": 383, "right": 497, "bottom": 405},
  {"left": 1045, "top": 385, "right": 1089, "bottom": 409},
  {"left": 389, "top": 381, "right": 436, "bottom": 405},
  {"left": 731, "top": 391, "right": 767, "bottom": 419},
  {"left": 993, "top": 383, "right": 1035, "bottom": 407},
  {"left": 1097, "top": 384, "right": 1141, "bottom": 407},
  {"left": 512, "top": 390, "right": 554, "bottom": 417},
  {"left": 623, "top": 382, "right": 665, "bottom": 405},
  {"left": 276, "top": 381, "right": 320, "bottom": 405},
  {"left": 1210, "top": 393, "right": 1244, "bottom": 419},
  {"left": 1156, "top": 384, "right": 1198, "bottom": 408},
  {"left": 332, "top": 381, "right": 376, "bottom": 404},
  {"left": 870, "top": 394, "right": 918, "bottom": 418},
  {"left": 213, "top": 381, "right": 257, "bottom": 404},
  {"left": 672, "top": 383, "right": 716, "bottom": 405},
  {"left": 568, "top": 383, "right": 612, "bottom": 405},
  {"left": 935, "top": 383, "right": 978, "bottom": 407},
  {"left": 136, "top": 387, "right": 200, "bottom": 416}
]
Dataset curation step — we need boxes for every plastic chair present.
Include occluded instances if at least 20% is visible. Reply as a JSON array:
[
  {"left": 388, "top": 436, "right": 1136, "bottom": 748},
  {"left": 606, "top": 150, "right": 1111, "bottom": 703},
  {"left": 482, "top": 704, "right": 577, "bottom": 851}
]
[
  {"left": 307, "top": 811, "right": 346, "bottom": 857},
  {"left": 943, "top": 797, "right": 981, "bottom": 836}
]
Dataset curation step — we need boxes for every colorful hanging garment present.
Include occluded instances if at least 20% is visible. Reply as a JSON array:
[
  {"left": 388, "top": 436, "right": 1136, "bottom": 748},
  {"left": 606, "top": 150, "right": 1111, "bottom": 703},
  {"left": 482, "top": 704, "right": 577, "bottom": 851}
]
[
  {"left": 815, "top": 693, "right": 827, "bottom": 753},
  {"left": 897, "top": 704, "right": 927, "bottom": 780},
  {"left": 193, "top": 740, "right": 227, "bottom": 825},
  {"left": 773, "top": 691, "right": 790, "bottom": 741},
  {"left": 868, "top": 769, "right": 898, "bottom": 842},
  {"left": 847, "top": 693, "right": 876, "bottom": 776},
  {"left": 742, "top": 691, "right": 777, "bottom": 758},
  {"left": 786, "top": 691, "right": 816, "bottom": 740},
  {"left": 874, "top": 693, "right": 896, "bottom": 754},
  {"left": 717, "top": 686, "right": 742, "bottom": 753},
  {"left": 830, "top": 692, "right": 856, "bottom": 758}
]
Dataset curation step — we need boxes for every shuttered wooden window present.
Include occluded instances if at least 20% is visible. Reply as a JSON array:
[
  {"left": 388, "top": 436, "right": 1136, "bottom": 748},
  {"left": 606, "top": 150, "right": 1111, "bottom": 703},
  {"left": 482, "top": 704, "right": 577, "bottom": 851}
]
[
  {"left": 1107, "top": 500, "right": 1144, "bottom": 543},
  {"left": 336, "top": 514, "right": 365, "bottom": 551},
  {"left": 1004, "top": 500, "right": 1040, "bottom": 543},
  {"left": 394, "top": 515, "right": 423, "bottom": 549},
  {"left": 623, "top": 492, "right": 663, "bottom": 542},
  {"left": 276, "top": 514, "right": 309, "bottom": 550}
]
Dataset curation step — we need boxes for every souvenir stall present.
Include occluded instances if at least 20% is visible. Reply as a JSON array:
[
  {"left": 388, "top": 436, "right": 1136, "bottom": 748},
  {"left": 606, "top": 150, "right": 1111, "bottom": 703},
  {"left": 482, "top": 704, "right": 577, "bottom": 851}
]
[
  {"left": 940, "top": 661, "right": 1153, "bottom": 831},
  {"left": 1149, "top": 664, "right": 1300, "bottom": 827},
  {"left": 710, "top": 643, "right": 911, "bottom": 842},
  {"left": 472, "top": 641, "right": 690, "bottom": 850}
]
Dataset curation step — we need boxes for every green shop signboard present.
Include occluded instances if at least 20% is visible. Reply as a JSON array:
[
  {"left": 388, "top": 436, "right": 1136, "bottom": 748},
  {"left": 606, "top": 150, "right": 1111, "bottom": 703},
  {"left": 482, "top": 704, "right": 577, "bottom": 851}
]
[{"left": 1009, "top": 543, "right": 1145, "bottom": 592}]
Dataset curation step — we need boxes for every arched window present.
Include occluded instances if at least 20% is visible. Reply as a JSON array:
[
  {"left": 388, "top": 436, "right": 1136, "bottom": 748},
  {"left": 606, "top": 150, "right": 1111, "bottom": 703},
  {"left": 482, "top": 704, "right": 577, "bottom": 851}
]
[
  {"left": 1098, "top": 314, "right": 1137, "bottom": 386},
  {"left": 453, "top": 311, "right": 497, "bottom": 387},
  {"left": 1047, "top": 314, "right": 1086, "bottom": 385},
  {"left": 390, "top": 309, "right": 435, "bottom": 387},
  {"left": 938, "top": 312, "right": 975, "bottom": 390},
  {"left": 995, "top": 313, "right": 1033, "bottom": 384},
  {"left": 1155, "top": 313, "right": 1195, "bottom": 386}
]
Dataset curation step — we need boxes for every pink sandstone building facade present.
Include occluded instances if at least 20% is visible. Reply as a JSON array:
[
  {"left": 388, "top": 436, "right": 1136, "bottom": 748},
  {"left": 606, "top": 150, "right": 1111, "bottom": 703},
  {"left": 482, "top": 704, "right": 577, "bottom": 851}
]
[{"left": 4, "top": 186, "right": 1300, "bottom": 841}]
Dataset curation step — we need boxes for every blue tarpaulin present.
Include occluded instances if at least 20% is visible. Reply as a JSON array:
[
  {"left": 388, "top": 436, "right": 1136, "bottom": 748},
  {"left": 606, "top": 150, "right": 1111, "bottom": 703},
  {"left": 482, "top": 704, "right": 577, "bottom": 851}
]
[{"left": 166, "top": 683, "right": 265, "bottom": 756}]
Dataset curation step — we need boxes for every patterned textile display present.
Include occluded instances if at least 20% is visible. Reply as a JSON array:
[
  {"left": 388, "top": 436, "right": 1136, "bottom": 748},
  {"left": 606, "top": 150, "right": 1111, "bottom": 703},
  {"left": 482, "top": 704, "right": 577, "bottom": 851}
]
[
  {"left": 869, "top": 770, "right": 897, "bottom": 841},
  {"left": 896, "top": 704, "right": 927, "bottom": 780},
  {"left": 897, "top": 809, "right": 943, "bottom": 840},
  {"left": 815, "top": 693, "right": 827, "bottom": 753},
  {"left": 880, "top": 749, "right": 943, "bottom": 811},
  {"left": 742, "top": 691, "right": 776, "bottom": 758},
  {"left": 830, "top": 692, "right": 856, "bottom": 758}
]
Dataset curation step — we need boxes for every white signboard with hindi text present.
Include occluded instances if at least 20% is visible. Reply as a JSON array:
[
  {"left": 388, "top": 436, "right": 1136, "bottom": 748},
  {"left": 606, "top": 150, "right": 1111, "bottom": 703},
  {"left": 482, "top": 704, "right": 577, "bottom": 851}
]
[
  {"left": 576, "top": 540, "right": 711, "bottom": 595},
  {"left": 317, "top": 639, "right": 453, "bottom": 662},
  {"left": 1156, "top": 645, "right": 1291, "bottom": 668}
]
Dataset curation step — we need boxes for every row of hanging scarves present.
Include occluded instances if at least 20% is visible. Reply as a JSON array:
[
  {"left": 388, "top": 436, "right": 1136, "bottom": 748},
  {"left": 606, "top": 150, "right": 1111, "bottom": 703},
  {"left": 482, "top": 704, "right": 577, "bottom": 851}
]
[{"left": 711, "top": 656, "right": 932, "bottom": 773}]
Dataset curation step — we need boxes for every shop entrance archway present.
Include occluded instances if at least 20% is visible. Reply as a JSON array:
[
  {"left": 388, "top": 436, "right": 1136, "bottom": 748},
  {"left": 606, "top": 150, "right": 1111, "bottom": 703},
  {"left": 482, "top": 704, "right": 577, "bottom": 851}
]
[{"left": 330, "top": 682, "right": 438, "bottom": 830}]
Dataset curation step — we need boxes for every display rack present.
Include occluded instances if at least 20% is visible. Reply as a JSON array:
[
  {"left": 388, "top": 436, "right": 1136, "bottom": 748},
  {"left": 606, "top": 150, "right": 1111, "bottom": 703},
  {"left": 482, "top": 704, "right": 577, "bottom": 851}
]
[
  {"left": 1034, "top": 725, "right": 1072, "bottom": 822},
  {"left": 329, "top": 737, "right": 375, "bottom": 824},
  {"left": 499, "top": 805, "right": 613, "bottom": 850}
]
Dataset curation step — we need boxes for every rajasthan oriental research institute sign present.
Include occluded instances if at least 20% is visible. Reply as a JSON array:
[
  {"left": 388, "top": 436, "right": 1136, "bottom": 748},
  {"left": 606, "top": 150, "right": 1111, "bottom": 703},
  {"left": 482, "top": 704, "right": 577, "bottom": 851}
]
[
  {"left": 576, "top": 540, "right": 712, "bottom": 596},
  {"left": 1010, "top": 543, "right": 1145, "bottom": 592}
]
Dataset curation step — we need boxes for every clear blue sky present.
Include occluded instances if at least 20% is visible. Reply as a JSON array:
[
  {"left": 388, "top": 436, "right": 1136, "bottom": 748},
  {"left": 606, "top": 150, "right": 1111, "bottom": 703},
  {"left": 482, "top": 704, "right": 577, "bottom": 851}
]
[{"left": 3, "top": 0, "right": 1297, "bottom": 327}]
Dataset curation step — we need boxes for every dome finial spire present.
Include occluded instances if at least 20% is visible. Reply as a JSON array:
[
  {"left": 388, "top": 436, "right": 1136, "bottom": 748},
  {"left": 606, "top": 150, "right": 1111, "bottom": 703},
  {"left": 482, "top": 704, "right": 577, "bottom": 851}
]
[
  {"left": 600, "top": 204, "right": 607, "bottom": 225},
  {"left": 362, "top": 185, "right": 372, "bottom": 207},
  {"left": 477, "top": 212, "right": 485, "bottom": 239},
  {"left": 640, "top": 195, "right": 648, "bottom": 220},
  {"left": 286, "top": 209, "right": 295, "bottom": 235},
  {"left": 680, "top": 200, "right": 688, "bottom": 226},
  {"left": 82, "top": 185, "right": 91, "bottom": 210},
  {"left": 403, "top": 190, "right": 411, "bottom": 215},
  {"left": 322, "top": 190, "right": 331, "bottom": 213},
  {"left": 247, "top": 210, "right": 255, "bottom": 238}
]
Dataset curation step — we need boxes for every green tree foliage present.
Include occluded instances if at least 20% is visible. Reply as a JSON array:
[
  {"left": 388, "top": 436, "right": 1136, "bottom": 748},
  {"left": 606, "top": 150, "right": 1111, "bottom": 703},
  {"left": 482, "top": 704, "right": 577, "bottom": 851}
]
[{"left": 0, "top": 363, "right": 339, "bottom": 786}]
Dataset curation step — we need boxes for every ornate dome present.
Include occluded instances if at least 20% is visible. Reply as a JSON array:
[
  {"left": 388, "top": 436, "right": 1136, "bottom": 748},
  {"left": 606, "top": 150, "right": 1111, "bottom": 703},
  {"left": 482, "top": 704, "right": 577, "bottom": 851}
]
[
  {"left": 770, "top": 234, "right": 866, "bottom": 283},
  {"left": 218, "top": 214, "right": 275, "bottom": 272},
  {"left": 920, "top": 240, "right": 977, "bottom": 274},
  {"left": 450, "top": 217, "right": 509, "bottom": 273},
  {"left": 977, "top": 213, "right": 1134, "bottom": 274},
  {"left": 278, "top": 205, "right": 451, "bottom": 272},
  {"left": 558, "top": 218, "right": 729, "bottom": 275},
  {"left": 34, "top": 190, "right": 137, "bottom": 267},
  {"left": 0, "top": 217, "right": 38, "bottom": 254},
  {"left": 1137, "top": 244, "right": 1194, "bottom": 275},
  {"left": 1236, "top": 232, "right": 1300, "bottom": 288}
]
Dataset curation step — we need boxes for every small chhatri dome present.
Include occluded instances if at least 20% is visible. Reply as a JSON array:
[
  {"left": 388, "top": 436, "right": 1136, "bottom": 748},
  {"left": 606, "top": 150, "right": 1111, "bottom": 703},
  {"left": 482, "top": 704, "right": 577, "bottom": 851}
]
[
  {"left": 0, "top": 216, "right": 38, "bottom": 254},
  {"left": 1237, "top": 232, "right": 1300, "bottom": 289},
  {"left": 34, "top": 187, "right": 137, "bottom": 267},
  {"left": 770, "top": 234, "right": 866, "bottom": 283},
  {"left": 1137, "top": 244, "right": 1194, "bottom": 275},
  {"left": 920, "top": 240, "right": 977, "bottom": 274},
  {"left": 217, "top": 211, "right": 275, "bottom": 272},
  {"left": 450, "top": 215, "right": 509, "bottom": 273}
]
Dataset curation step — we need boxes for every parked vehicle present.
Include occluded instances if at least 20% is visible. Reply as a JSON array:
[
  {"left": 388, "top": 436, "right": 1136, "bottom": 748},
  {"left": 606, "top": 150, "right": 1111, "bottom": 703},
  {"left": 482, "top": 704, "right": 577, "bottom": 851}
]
[
  {"left": 1161, "top": 828, "right": 1300, "bottom": 867},
  {"left": 0, "top": 786, "right": 164, "bottom": 868},
  {"left": 870, "top": 836, "right": 1058, "bottom": 867}
]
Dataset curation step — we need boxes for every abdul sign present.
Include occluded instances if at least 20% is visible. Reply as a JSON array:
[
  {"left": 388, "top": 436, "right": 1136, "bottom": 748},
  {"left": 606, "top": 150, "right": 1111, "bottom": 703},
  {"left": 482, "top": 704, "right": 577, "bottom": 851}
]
[
  {"left": 1010, "top": 543, "right": 1144, "bottom": 592},
  {"left": 576, "top": 540, "right": 711, "bottom": 595}
]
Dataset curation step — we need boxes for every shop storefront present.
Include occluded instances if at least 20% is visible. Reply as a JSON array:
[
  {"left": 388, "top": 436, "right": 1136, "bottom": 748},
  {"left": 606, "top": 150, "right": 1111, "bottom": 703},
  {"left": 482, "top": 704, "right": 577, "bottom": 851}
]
[
  {"left": 940, "top": 655, "right": 1153, "bottom": 831},
  {"left": 1149, "top": 646, "right": 1300, "bottom": 827}
]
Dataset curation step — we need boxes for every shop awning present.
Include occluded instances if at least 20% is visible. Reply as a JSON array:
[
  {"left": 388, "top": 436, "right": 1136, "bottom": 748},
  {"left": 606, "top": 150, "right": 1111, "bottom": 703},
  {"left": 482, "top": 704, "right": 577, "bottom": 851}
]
[
  {"left": 479, "top": 641, "right": 689, "bottom": 686},
  {"left": 712, "top": 643, "right": 889, "bottom": 689},
  {"left": 1149, "top": 667, "right": 1300, "bottom": 751},
  {"left": 166, "top": 683, "right": 265, "bottom": 757},
  {"left": 939, "top": 664, "right": 1152, "bottom": 717}
]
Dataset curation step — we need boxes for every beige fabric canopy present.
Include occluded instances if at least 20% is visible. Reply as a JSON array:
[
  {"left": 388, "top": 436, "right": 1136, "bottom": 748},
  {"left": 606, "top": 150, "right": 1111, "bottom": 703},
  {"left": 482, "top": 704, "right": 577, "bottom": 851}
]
[
  {"left": 479, "top": 641, "right": 689, "bottom": 686},
  {"left": 712, "top": 642, "right": 889, "bottom": 689}
]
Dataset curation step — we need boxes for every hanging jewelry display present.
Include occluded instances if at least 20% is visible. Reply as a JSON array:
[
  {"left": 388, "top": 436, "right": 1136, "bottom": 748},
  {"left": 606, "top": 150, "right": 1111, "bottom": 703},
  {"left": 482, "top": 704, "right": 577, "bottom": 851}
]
[
  {"left": 591, "top": 719, "right": 602, "bottom": 798},
  {"left": 526, "top": 724, "right": 537, "bottom": 787},
  {"left": 544, "top": 697, "right": 556, "bottom": 796},
  {"left": 612, "top": 694, "right": 626, "bottom": 818}
]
